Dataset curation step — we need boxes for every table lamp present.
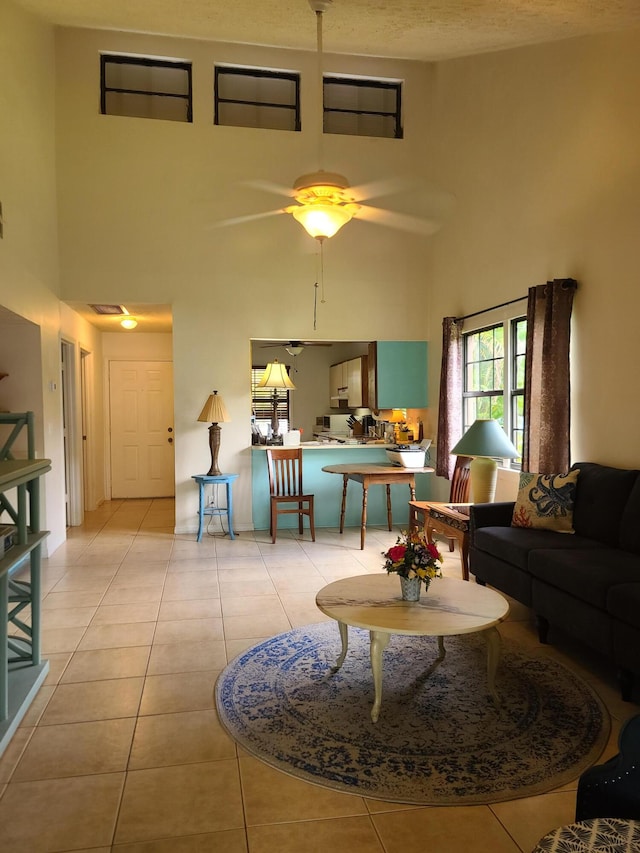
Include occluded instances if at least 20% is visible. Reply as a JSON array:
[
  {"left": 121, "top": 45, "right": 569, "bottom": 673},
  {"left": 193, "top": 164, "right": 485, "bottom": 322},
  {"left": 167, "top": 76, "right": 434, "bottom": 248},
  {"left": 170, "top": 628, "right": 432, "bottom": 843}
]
[
  {"left": 197, "top": 390, "right": 230, "bottom": 476},
  {"left": 257, "top": 359, "right": 296, "bottom": 440},
  {"left": 450, "top": 418, "right": 520, "bottom": 503}
]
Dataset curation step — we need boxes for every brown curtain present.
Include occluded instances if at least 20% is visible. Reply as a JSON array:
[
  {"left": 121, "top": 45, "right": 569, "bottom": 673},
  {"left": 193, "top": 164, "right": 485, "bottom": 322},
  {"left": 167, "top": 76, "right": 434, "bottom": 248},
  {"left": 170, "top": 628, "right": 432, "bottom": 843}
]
[
  {"left": 523, "top": 278, "right": 577, "bottom": 474},
  {"left": 436, "top": 316, "right": 464, "bottom": 479}
]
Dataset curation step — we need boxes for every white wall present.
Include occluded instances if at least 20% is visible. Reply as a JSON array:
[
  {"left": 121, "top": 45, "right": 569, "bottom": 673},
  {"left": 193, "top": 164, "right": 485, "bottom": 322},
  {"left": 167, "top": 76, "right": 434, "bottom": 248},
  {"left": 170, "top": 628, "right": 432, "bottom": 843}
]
[
  {"left": 5, "top": 0, "right": 640, "bottom": 544},
  {"left": 0, "top": 0, "right": 65, "bottom": 550},
  {"left": 425, "top": 29, "right": 640, "bottom": 475},
  {"left": 53, "top": 27, "right": 437, "bottom": 532}
]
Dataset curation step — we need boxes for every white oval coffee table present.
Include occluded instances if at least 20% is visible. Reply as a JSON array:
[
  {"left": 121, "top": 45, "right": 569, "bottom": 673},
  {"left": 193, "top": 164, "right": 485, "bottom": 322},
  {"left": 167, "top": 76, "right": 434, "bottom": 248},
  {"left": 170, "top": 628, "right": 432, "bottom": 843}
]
[{"left": 316, "top": 574, "right": 510, "bottom": 722}]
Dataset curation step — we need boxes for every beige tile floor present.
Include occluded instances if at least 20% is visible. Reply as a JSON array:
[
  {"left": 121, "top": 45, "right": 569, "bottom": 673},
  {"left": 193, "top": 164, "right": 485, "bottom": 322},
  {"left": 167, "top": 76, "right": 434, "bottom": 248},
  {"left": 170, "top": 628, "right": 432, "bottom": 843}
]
[{"left": 1, "top": 498, "right": 638, "bottom": 852}]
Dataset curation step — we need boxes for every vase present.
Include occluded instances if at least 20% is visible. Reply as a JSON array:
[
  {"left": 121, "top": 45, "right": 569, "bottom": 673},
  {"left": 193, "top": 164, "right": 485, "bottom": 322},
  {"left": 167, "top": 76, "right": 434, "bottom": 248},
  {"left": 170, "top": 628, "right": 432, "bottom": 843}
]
[{"left": 400, "top": 576, "right": 427, "bottom": 601}]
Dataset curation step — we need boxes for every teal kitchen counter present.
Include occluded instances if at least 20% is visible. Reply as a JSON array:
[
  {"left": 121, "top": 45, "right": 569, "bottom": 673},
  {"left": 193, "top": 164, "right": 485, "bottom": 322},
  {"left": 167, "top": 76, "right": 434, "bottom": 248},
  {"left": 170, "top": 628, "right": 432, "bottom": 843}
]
[{"left": 251, "top": 444, "right": 433, "bottom": 531}]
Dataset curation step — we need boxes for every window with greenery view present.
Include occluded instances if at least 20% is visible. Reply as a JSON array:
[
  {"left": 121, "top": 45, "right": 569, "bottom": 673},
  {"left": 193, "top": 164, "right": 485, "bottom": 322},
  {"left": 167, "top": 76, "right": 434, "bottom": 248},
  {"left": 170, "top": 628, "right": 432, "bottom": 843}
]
[
  {"left": 463, "top": 317, "right": 526, "bottom": 462},
  {"left": 251, "top": 366, "right": 291, "bottom": 438}
]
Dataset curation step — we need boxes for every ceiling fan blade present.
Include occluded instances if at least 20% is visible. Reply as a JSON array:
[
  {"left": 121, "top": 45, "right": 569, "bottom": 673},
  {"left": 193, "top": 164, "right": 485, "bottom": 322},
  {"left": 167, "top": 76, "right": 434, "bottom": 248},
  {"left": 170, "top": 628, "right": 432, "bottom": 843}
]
[
  {"left": 349, "top": 177, "right": 413, "bottom": 202},
  {"left": 355, "top": 204, "right": 444, "bottom": 236},
  {"left": 205, "top": 209, "right": 284, "bottom": 230},
  {"left": 241, "top": 178, "right": 294, "bottom": 199},
  {"left": 259, "top": 340, "right": 332, "bottom": 349}
]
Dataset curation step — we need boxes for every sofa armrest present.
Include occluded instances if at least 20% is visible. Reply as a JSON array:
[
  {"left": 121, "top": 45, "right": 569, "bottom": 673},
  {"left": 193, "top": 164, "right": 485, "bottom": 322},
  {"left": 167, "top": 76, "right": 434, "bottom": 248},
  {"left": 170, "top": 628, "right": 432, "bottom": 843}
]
[{"left": 470, "top": 501, "right": 515, "bottom": 533}]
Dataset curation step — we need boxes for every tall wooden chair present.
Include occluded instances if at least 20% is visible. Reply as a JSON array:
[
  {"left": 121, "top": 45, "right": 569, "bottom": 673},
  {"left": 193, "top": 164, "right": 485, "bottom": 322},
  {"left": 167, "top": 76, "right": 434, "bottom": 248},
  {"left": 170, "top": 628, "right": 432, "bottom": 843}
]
[
  {"left": 408, "top": 455, "right": 472, "bottom": 578},
  {"left": 266, "top": 448, "right": 316, "bottom": 544}
]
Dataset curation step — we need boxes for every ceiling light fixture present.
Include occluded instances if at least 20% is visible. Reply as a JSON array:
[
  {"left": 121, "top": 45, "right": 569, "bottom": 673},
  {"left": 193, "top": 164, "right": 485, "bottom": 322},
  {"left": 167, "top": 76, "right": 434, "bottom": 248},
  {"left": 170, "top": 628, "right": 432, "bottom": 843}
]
[
  {"left": 120, "top": 317, "right": 138, "bottom": 329},
  {"left": 285, "top": 1, "right": 360, "bottom": 241},
  {"left": 286, "top": 171, "right": 360, "bottom": 241}
]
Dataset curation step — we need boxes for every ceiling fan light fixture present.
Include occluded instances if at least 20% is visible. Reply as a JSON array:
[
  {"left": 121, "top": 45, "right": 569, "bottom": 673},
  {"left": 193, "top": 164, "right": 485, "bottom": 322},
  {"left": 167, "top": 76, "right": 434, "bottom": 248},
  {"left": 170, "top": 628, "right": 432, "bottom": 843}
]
[{"left": 288, "top": 201, "right": 357, "bottom": 240}]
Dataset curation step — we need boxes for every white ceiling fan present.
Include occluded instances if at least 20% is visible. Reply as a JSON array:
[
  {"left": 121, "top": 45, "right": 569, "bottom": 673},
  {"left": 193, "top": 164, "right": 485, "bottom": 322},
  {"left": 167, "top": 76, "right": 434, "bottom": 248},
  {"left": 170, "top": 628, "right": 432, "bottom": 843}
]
[
  {"left": 260, "top": 340, "right": 333, "bottom": 356},
  {"left": 213, "top": 0, "right": 455, "bottom": 242}
]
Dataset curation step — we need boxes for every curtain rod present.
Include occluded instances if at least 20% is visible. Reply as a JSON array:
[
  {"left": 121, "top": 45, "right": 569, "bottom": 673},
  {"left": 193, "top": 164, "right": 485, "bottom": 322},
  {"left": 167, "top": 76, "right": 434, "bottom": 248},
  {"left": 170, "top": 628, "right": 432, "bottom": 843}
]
[{"left": 456, "top": 295, "right": 527, "bottom": 323}]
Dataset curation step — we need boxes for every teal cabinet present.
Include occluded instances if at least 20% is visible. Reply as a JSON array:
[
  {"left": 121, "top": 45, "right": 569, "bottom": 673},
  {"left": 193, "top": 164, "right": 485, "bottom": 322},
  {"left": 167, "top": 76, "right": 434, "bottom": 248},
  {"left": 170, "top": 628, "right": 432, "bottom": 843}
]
[{"left": 368, "top": 341, "right": 428, "bottom": 409}]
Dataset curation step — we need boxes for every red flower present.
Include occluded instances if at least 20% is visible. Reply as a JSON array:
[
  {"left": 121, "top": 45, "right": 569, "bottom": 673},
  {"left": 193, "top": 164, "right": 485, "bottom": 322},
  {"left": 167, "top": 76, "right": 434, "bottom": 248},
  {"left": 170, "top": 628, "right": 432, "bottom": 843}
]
[
  {"left": 427, "top": 543, "right": 440, "bottom": 560},
  {"left": 387, "top": 544, "right": 407, "bottom": 562}
]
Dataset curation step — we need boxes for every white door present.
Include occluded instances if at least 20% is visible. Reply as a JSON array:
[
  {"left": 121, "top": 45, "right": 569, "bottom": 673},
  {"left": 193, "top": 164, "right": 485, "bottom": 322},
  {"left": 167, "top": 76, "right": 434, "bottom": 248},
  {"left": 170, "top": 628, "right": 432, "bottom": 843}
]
[{"left": 109, "top": 361, "right": 175, "bottom": 498}]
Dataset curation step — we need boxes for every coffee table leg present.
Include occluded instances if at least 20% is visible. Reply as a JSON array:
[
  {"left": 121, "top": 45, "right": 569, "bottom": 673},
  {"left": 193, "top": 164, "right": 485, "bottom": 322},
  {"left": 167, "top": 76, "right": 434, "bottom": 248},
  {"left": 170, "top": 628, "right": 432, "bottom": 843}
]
[
  {"left": 369, "top": 630, "right": 390, "bottom": 723},
  {"left": 331, "top": 621, "right": 349, "bottom": 672},
  {"left": 423, "top": 635, "right": 447, "bottom": 677},
  {"left": 484, "top": 626, "right": 501, "bottom": 707}
]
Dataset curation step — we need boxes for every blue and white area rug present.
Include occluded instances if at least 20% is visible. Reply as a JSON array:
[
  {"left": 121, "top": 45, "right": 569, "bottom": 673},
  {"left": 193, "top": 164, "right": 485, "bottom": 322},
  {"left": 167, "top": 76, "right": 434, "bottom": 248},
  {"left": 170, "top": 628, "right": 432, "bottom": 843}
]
[{"left": 215, "top": 622, "right": 609, "bottom": 805}]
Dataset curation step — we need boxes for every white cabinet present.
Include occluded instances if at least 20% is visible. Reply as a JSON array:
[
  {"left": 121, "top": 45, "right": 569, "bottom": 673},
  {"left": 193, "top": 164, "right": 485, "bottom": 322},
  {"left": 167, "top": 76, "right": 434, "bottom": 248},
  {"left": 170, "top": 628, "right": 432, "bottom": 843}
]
[
  {"left": 346, "top": 357, "right": 365, "bottom": 407},
  {"left": 329, "top": 362, "right": 348, "bottom": 401},
  {"left": 329, "top": 357, "right": 368, "bottom": 408}
]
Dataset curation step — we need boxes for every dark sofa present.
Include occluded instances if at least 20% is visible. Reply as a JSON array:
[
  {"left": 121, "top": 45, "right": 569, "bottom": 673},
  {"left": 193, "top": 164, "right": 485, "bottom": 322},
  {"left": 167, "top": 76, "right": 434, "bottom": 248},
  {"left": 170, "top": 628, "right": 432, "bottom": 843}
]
[{"left": 469, "top": 462, "right": 640, "bottom": 700}]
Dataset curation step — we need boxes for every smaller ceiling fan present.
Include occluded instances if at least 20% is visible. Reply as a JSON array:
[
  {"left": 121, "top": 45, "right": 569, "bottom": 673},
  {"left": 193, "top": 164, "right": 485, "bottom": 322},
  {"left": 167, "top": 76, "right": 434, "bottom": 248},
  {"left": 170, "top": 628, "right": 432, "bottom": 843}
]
[{"left": 260, "top": 340, "right": 333, "bottom": 356}]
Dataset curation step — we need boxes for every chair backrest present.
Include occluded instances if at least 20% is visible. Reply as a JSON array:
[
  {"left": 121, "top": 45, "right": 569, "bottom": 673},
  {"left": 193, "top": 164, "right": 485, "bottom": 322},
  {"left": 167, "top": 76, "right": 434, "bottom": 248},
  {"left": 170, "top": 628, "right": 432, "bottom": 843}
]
[
  {"left": 266, "top": 448, "right": 305, "bottom": 497},
  {"left": 449, "top": 455, "right": 472, "bottom": 503}
]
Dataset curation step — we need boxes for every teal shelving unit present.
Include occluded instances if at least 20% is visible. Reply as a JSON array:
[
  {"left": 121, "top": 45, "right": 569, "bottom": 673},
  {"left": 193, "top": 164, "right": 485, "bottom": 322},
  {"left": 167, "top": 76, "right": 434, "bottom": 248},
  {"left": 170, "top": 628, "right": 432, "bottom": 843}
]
[{"left": 0, "top": 413, "right": 51, "bottom": 756}]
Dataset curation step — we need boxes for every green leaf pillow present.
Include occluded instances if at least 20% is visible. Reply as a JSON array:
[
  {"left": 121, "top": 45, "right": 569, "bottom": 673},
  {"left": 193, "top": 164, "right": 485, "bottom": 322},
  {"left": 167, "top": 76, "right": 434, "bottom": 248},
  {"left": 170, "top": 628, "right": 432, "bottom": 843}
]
[{"left": 511, "top": 470, "right": 580, "bottom": 532}]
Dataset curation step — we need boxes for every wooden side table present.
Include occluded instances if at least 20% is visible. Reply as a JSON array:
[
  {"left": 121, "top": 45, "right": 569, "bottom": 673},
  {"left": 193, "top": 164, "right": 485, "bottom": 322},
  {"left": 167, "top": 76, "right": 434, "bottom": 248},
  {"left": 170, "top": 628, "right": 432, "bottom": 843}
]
[
  {"left": 192, "top": 473, "right": 239, "bottom": 541},
  {"left": 409, "top": 501, "right": 471, "bottom": 581}
]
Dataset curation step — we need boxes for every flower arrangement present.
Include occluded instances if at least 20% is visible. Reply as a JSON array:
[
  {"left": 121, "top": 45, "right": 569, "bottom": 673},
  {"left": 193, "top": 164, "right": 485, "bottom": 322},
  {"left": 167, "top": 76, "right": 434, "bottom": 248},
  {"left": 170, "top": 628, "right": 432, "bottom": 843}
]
[{"left": 382, "top": 529, "right": 443, "bottom": 583}]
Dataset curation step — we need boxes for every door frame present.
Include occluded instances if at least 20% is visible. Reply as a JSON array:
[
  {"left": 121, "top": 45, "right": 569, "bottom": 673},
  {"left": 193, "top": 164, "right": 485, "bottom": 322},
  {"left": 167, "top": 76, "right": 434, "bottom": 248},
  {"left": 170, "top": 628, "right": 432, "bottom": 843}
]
[{"left": 61, "top": 339, "right": 84, "bottom": 526}]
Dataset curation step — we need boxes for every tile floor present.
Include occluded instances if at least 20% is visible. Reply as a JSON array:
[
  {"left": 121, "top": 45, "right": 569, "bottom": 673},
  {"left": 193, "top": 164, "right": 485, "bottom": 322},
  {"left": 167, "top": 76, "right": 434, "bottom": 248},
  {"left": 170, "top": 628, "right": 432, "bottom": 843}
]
[{"left": 0, "top": 498, "right": 638, "bottom": 852}]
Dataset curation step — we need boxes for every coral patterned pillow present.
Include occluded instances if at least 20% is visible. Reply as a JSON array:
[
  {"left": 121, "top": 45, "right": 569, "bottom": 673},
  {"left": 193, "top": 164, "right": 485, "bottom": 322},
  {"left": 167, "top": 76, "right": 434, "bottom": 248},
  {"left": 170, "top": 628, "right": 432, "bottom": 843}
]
[{"left": 511, "top": 470, "right": 580, "bottom": 532}]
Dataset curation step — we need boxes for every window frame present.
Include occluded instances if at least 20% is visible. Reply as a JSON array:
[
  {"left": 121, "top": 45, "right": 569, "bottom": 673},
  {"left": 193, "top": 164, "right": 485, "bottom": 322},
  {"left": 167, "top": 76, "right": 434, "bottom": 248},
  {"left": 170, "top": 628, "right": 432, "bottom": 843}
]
[
  {"left": 214, "top": 66, "right": 301, "bottom": 131},
  {"left": 462, "top": 313, "right": 527, "bottom": 467},
  {"left": 100, "top": 54, "right": 193, "bottom": 122},
  {"left": 251, "top": 365, "right": 292, "bottom": 437},
  {"left": 323, "top": 75, "right": 403, "bottom": 139}
]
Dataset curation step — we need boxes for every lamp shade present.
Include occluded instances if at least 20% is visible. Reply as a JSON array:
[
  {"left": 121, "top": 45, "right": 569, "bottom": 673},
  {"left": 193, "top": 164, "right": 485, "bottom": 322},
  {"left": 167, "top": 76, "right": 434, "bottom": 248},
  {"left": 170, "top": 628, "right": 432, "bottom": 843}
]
[
  {"left": 450, "top": 419, "right": 519, "bottom": 459},
  {"left": 451, "top": 419, "right": 520, "bottom": 504},
  {"left": 197, "top": 390, "right": 230, "bottom": 424},
  {"left": 257, "top": 360, "right": 296, "bottom": 390}
]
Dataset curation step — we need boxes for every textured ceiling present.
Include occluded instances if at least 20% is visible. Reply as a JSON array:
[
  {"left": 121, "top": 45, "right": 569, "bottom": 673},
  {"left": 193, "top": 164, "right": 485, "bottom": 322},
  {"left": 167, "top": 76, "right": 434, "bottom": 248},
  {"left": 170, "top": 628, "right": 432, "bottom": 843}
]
[{"left": 14, "top": 0, "right": 640, "bottom": 61}]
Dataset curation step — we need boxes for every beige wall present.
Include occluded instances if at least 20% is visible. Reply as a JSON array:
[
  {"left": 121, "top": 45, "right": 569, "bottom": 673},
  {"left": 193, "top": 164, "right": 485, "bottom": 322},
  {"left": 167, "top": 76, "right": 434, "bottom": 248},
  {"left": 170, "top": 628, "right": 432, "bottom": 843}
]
[
  {"left": 53, "top": 27, "right": 436, "bottom": 532},
  {"left": 426, "top": 30, "right": 640, "bottom": 483},
  {"left": 3, "top": 0, "right": 640, "bottom": 543},
  {"left": 0, "top": 0, "right": 66, "bottom": 549}
]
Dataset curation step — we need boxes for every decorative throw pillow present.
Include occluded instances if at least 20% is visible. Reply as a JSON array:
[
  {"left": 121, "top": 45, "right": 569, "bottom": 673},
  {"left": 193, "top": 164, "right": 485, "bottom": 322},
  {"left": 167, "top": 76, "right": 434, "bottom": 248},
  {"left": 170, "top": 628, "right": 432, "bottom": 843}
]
[{"left": 511, "top": 469, "right": 580, "bottom": 532}]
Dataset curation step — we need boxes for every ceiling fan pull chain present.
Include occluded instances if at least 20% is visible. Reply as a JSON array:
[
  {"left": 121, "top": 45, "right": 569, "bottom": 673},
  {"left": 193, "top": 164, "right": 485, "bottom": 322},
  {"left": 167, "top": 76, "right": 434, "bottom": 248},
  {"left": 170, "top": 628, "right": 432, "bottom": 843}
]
[
  {"left": 319, "top": 238, "right": 326, "bottom": 304},
  {"left": 313, "top": 282, "right": 319, "bottom": 330}
]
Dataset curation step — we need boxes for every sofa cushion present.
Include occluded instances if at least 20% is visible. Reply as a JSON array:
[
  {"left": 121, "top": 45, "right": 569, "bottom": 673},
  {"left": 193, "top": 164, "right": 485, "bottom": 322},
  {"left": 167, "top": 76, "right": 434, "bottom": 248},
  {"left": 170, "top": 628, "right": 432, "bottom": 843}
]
[
  {"left": 571, "top": 462, "right": 639, "bottom": 546},
  {"left": 512, "top": 470, "right": 579, "bottom": 532},
  {"left": 528, "top": 548, "right": 640, "bottom": 609},
  {"left": 607, "top": 583, "right": 640, "bottom": 629},
  {"left": 620, "top": 478, "right": 640, "bottom": 556},
  {"left": 474, "top": 526, "right": 605, "bottom": 571}
]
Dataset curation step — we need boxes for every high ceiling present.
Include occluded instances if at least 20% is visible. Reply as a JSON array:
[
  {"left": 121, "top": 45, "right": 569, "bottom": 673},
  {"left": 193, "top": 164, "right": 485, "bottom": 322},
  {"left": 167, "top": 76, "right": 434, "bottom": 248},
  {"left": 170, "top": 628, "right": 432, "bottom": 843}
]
[
  {"left": 14, "top": 0, "right": 640, "bottom": 62},
  {"left": 17, "top": 0, "right": 640, "bottom": 334}
]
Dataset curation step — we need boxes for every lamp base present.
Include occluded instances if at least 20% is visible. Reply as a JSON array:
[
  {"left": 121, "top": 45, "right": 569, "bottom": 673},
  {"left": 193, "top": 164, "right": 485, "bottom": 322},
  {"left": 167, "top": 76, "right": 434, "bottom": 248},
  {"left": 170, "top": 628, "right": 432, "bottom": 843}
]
[
  {"left": 207, "top": 422, "right": 222, "bottom": 476},
  {"left": 470, "top": 456, "right": 498, "bottom": 503}
]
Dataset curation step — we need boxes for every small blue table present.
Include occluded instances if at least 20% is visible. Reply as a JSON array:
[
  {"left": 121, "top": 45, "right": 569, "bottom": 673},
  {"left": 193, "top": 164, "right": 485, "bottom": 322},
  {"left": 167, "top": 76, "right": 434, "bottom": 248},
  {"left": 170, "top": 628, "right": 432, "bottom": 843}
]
[{"left": 192, "top": 473, "right": 239, "bottom": 541}]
